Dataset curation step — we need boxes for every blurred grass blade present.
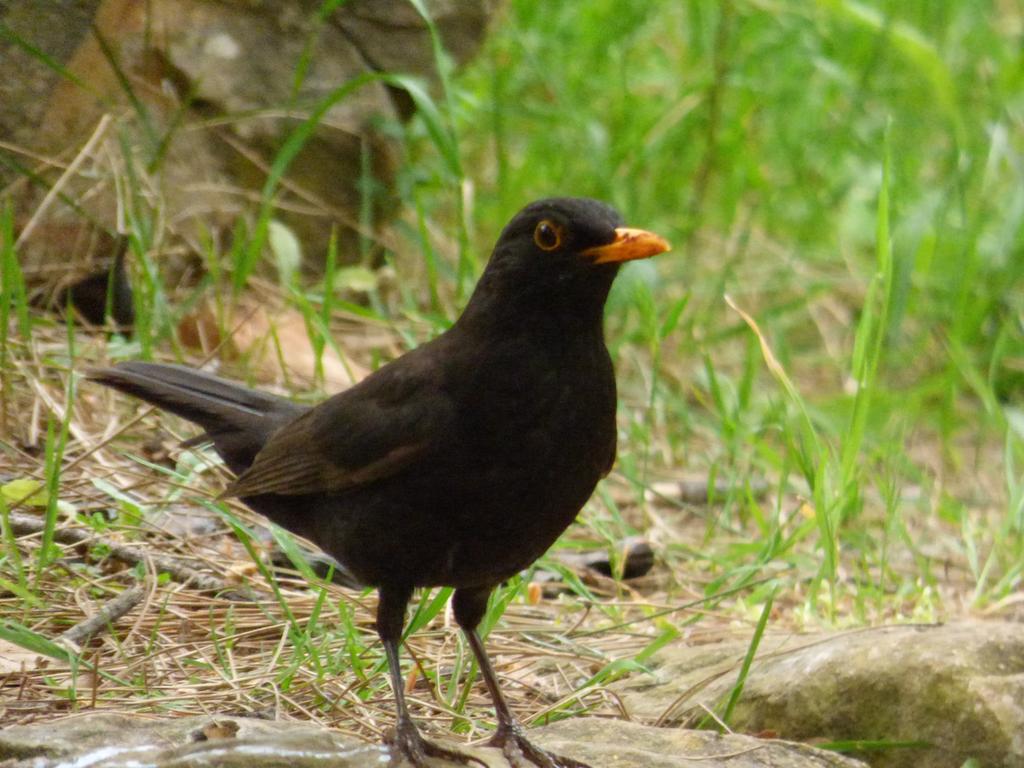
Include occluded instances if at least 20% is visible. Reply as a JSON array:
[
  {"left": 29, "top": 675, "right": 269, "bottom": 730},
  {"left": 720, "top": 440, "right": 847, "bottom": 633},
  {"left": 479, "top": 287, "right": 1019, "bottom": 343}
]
[
  {"left": 842, "top": 123, "right": 896, "bottom": 483},
  {"left": 91, "top": 24, "right": 157, "bottom": 150},
  {"left": 1, "top": 203, "right": 31, "bottom": 340},
  {"left": 814, "top": 0, "right": 963, "bottom": 143},
  {"left": 696, "top": 589, "right": 774, "bottom": 731},
  {"left": 0, "top": 619, "right": 76, "bottom": 662},
  {"left": 0, "top": 23, "right": 92, "bottom": 93},
  {"left": 405, "top": 587, "right": 453, "bottom": 638}
]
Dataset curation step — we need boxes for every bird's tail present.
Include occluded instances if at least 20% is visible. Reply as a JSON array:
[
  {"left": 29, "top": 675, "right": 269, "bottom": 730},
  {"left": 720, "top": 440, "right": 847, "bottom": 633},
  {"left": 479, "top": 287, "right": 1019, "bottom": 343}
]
[
  {"left": 88, "top": 361, "right": 305, "bottom": 472},
  {"left": 89, "top": 361, "right": 365, "bottom": 588}
]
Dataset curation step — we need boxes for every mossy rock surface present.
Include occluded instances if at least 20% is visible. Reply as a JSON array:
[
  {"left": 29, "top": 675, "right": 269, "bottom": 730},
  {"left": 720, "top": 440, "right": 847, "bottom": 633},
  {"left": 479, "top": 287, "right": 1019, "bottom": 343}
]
[{"left": 613, "top": 621, "right": 1024, "bottom": 768}]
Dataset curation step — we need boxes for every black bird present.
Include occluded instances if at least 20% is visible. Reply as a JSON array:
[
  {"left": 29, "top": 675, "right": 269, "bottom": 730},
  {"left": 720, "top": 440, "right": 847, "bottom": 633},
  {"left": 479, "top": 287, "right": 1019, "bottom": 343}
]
[{"left": 90, "top": 197, "right": 670, "bottom": 768}]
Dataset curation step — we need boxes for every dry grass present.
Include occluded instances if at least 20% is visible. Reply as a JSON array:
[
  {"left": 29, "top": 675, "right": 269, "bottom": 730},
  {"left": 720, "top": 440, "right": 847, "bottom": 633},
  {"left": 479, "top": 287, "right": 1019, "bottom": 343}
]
[{"left": 0, "top": 311, "right": 1008, "bottom": 741}]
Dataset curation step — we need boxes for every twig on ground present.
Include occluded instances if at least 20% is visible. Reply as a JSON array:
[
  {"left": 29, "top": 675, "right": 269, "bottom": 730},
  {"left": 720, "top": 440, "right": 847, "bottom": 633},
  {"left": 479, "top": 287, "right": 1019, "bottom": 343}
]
[
  {"left": 15, "top": 114, "right": 113, "bottom": 248},
  {"left": 59, "top": 582, "right": 148, "bottom": 649},
  {"left": 7, "top": 511, "right": 227, "bottom": 592}
]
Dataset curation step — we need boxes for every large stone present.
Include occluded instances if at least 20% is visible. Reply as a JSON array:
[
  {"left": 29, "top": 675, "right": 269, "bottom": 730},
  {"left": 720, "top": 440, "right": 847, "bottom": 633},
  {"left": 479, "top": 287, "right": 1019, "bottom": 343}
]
[
  {"left": 1, "top": 0, "right": 497, "bottom": 305},
  {"left": 613, "top": 621, "right": 1024, "bottom": 768},
  {"left": 0, "top": 712, "right": 865, "bottom": 768},
  {"left": 534, "top": 718, "right": 866, "bottom": 768},
  {"left": 0, "top": 714, "right": 388, "bottom": 767}
]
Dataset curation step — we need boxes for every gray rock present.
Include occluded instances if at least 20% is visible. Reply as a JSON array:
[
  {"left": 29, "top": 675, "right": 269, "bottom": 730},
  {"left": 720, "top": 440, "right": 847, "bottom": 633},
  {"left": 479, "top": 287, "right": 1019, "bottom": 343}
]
[
  {"left": 0, "top": 714, "right": 389, "bottom": 767},
  {"left": 534, "top": 718, "right": 866, "bottom": 768},
  {"left": 0, "top": 713, "right": 864, "bottom": 768},
  {"left": 613, "top": 621, "right": 1024, "bottom": 768}
]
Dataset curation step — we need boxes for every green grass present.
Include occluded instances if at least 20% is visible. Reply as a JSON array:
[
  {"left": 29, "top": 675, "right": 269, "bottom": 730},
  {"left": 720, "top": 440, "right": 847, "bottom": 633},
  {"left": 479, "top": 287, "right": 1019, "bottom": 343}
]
[
  {"left": 1, "top": 0, "right": 1022, "bottom": 745},
  {"left": 436, "top": 0, "right": 1023, "bottom": 617}
]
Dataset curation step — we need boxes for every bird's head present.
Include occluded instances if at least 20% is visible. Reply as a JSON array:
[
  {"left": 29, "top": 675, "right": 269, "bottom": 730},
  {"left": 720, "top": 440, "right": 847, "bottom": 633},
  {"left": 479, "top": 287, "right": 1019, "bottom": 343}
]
[
  {"left": 464, "top": 197, "right": 671, "bottom": 325},
  {"left": 495, "top": 197, "right": 670, "bottom": 270}
]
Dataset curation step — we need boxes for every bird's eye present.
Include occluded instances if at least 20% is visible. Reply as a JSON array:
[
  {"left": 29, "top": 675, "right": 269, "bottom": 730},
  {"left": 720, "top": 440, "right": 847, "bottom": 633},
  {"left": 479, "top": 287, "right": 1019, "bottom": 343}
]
[{"left": 533, "top": 220, "right": 562, "bottom": 251}]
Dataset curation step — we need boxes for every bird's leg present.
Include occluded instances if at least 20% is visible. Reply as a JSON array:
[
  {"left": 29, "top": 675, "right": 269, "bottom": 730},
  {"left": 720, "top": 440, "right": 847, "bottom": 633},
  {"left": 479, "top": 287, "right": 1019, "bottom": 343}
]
[
  {"left": 378, "top": 584, "right": 485, "bottom": 768},
  {"left": 453, "top": 588, "right": 592, "bottom": 768}
]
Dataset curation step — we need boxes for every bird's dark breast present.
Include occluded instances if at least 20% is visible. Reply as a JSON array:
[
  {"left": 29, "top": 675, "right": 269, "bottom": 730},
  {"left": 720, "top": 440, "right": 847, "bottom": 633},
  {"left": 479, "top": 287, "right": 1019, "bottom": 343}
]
[{"left": 288, "top": 331, "right": 617, "bottom": 590}]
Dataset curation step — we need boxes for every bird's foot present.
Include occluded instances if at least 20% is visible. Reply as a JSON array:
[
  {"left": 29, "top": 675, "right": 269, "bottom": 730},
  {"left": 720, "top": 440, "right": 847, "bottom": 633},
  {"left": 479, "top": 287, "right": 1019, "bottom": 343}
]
[
  {"left": 488, "top": 722, "right": 591, "bottom": 768},
  {"left": 387, "top": 717, "right": 487, "bottom": 768}
]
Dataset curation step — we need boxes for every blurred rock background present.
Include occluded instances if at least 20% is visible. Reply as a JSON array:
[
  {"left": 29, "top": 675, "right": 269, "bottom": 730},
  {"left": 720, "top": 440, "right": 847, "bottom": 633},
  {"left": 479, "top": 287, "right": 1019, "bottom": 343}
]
[{"left": 1, "top": 0, "right": 495, "bottom": 313}]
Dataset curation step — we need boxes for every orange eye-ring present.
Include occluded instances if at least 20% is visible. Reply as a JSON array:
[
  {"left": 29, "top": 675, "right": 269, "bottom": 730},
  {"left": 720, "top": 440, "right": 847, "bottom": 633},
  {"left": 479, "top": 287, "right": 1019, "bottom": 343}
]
[{"left": 533, "top": 220, "right": 562, "bottom": 251}]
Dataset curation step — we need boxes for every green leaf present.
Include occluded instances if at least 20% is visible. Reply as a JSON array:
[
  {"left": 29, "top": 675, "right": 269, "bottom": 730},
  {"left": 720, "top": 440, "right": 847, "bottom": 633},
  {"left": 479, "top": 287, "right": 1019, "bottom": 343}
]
[
  {"left": 334, "top": 266, "right": 379, "bottom": 293},
  {"left": 1, "top": 478, "right": 47, "bottom": 507},
  {"left": 268, "top": 220, "right": 303, "bottom": 288},
  {"left": 0, "top": 619, "right": 74, "bottom": 662}
]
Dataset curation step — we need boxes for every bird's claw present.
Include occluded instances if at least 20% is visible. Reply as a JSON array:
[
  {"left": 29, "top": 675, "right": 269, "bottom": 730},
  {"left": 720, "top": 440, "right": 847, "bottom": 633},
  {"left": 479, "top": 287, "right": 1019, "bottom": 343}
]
[
  {"left": 387, "top": 718, "right": 487, "bottom": 768},
  {"left": 488, "top": 722, "right": 592, "bottom": 768}
]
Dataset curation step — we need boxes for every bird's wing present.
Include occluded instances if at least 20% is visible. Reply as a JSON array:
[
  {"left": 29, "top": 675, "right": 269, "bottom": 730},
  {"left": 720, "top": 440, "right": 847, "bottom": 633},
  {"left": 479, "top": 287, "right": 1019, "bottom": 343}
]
[{"left": 221, "top": 346, "right": 449, "bottom": 498}]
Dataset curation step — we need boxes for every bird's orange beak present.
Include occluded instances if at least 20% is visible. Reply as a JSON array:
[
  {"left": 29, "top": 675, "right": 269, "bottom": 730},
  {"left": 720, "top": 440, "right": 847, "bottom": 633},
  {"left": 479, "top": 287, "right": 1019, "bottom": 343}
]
[{"left": 582, "top": 228, "right": 671, "bottom": 264}]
